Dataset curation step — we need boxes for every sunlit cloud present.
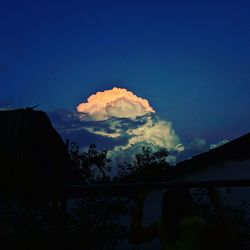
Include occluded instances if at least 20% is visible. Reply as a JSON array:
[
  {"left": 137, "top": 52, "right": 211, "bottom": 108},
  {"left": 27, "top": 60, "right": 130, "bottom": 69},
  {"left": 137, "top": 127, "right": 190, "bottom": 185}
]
[
  {"left": 120, "top": 115, "right": 183, "bottom": 152},
  {"left": 50, "top": 87, "right": 185, "bottom": 164},
  {"left": 77, "top": 87, "right": 155, "bottom": 120},
  {"left": 49, "top": 103, "right": 232, "bottom": 164},
  {"left": 84, "top": 127, "right": 122, "bottom": 138},
  {"left": 76, "top": 88, "right": 184, "bottom": 165}
]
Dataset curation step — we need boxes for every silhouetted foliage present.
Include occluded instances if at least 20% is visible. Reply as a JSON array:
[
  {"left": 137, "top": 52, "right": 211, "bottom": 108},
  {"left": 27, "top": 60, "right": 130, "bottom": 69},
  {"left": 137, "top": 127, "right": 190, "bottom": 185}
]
[
  {"left": 66, "top": 196, "right": 129, "bottom": 250},
  {"left": 66, "top": 143, "right": 130, "bottom": 249},
  {"left": 67, "top": 145, "right": 250, "bottom": 249},
  {"left": 116, "top": 146, "right": 171, "bottom": 181},
  {"left": 1, "top": 135, "right": 250, "bottom": 249},
  {"left": 193, "top": 188, "right": 250, "bottom": 250},
  {"left": 68, "top": 143, "right": 111, "bottom": 184}
]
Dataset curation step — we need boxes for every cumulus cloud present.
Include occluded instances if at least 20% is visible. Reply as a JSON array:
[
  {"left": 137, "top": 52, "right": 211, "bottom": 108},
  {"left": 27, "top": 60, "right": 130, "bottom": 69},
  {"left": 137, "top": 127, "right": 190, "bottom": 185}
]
[
  {"left": 81, "top": 113, "right": 183, "bottom": 166},
  {"left": 209, "top": 139, "right": 229, "bottom": 150},
  {"left": 49, "top": 109, "right": 122, "bottom": 150},
  {"left": 77, "top": 87, "right": 155, "bottom": 120},
  {"left": 84, "top": 127, "right": 122, "bottom": 138},
  {"left": 187, "top": 137, "right": 207, "bottom": 151},
  {"left": 50, "top": 86, "right": 232, "bottom": 168},
  {"left": 76, "top": 87, "right": 183, "bottom": 153},
  {"left": 118, "top": 115, "right": 184, "bottom": 152},
  {"left": 108, "top": 140, "right": 179, "bottom": 171},
  {"left": 186, "top": 137, "right": 229, "bottom": 152},
  {"left": 176, "top": 137, "right": 231, "bottom": 162},
  {"left": 49, "top": 87, "right": 185, "bottom": 166}
]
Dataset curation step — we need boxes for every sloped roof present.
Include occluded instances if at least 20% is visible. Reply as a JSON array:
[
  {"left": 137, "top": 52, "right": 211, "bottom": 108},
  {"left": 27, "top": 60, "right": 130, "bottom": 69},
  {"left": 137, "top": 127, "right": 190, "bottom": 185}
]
[
  {"left": 168, "top": 132, "right": 250, "bottom": 180},
  {"left": 0, "top": 108, "right": 69, "bottom": 193},
  {"left": 62, "top": 133, "right": 250, "bottom": 195},
  {"left": 179, "top": 132, "right": 250, "bottom": 165}
]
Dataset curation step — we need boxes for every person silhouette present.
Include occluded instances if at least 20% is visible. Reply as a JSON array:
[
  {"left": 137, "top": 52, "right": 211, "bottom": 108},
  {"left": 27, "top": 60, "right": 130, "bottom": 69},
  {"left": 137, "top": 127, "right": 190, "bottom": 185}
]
[{"left": 129, "top": 187, "right": 238, "bottom": 250}]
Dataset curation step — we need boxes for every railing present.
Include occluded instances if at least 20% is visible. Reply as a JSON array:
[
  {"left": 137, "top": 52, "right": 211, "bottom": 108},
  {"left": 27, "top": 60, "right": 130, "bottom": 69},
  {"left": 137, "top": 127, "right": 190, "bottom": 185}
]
[
  {"left": 64, "top": 179, "right": 250, "bottom": 197},
  {"left": 1, "top": 179, "right": 250, "bottom": 249}
]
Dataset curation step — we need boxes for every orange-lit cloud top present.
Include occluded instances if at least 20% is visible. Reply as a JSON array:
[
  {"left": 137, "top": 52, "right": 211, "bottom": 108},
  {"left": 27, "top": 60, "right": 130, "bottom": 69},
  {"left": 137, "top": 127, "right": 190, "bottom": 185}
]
[
  {"left": 77, "top": 87, "right": 155, "bottom": 120},
  {"left": 76, "top": 87, "right": 184, "bottom": 158}
]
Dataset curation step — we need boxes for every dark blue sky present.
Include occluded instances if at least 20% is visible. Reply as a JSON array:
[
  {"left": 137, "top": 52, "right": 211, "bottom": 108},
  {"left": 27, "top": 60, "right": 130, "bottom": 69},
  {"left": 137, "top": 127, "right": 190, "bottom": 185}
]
[{"left": 1, "top": 0, "right": 250, "bottom": 142}]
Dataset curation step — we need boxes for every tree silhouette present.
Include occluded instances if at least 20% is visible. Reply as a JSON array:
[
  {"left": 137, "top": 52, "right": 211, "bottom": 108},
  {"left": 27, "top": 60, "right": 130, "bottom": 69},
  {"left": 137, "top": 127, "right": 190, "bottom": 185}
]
[
  {"left": 66, "top": 143, "right": 129, "bottom": 249},
  {"left": 68, "top": 143, "right": 111, "bottom": 184},
  {"left": 116, "top": 146, "right": 171, "bottom": 181}
]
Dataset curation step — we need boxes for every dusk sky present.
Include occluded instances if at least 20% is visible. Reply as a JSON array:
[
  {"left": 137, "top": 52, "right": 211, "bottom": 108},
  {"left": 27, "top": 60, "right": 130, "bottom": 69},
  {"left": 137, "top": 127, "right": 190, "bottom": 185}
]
[{"left": 1, "top": 0, "right": 250, "bottom": 162}]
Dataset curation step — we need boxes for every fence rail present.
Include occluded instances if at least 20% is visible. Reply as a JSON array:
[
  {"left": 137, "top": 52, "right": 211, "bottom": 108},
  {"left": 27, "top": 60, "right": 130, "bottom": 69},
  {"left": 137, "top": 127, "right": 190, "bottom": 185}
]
[
  {"left": 1, "top": 179, "right": 249, "bottom": 198},
  {"left": 64, "top": 179, "right": 250, "bottom": 197}
]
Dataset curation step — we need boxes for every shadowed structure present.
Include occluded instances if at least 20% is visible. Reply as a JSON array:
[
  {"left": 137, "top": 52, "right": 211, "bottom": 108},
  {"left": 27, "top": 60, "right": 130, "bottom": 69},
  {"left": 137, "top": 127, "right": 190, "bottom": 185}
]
[
  {"left": 63, "top": 133, "right": 250, "bottom": 198},
  {"left": 0, "top": 108, "right": 69, "bottom": 195},
  {"left": 171, "top": 133, "right": 250, "bottom": 182}
]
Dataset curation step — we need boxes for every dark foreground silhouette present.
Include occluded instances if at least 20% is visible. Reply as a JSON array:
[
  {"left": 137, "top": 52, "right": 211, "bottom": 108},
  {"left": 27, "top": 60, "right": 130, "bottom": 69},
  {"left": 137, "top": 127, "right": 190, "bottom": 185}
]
[
  {"left": 129, "top": 188, "right": 239, "bottom": 250},
  {"left": 0, "top": 109, "right": 249, "bottom": 249}
]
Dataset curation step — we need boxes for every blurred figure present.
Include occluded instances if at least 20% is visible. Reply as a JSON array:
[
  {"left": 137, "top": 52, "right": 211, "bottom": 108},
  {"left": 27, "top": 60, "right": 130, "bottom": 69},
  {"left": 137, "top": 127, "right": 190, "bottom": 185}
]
[{"left": 129, "top": 187, "right": 238, "bottom": 250}]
